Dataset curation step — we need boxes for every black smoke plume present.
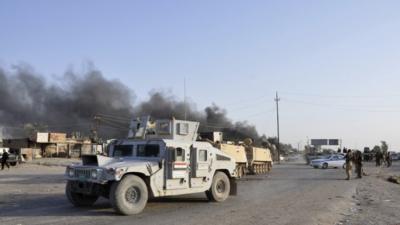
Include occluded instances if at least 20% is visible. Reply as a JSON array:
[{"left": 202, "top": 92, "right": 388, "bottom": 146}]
[{"left": 0, "top": 64, "right": 265, "bottom": 143}]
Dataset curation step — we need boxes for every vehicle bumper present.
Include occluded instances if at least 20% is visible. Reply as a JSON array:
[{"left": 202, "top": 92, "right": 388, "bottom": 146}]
[
  {"left": 68, "top": 180, "right": 109, "bottom": 196},
  {"left": 310, "top": 164, "right": 322, "bottom": 168}
]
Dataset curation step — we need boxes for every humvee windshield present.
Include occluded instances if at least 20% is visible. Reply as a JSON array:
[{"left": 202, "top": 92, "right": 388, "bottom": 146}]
[
  {"left": 137, "top": 144, "right": 160, "bottom": 157},
  {"left": 113, "top": 145, "right": 134, "bottom": 157}
]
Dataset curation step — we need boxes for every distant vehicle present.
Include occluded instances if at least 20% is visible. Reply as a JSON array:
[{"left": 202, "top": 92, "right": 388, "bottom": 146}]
[
  {"left": 0, "top": 148, "right": 19, "bottom": 166},
  {"left": 310, "top": 155, "right": 345, "bottom": 169},
  {"left": 390, "top": 152, "right": 400, "bottom": 161},
  {"left": 305, "top": 153, "right": 330, "bottom": 165}
]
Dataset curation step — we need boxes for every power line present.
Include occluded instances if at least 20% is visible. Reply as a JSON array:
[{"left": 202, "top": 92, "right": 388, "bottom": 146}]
[
  {"left": 284, "top": 98, "right": 400, "bottom": 112},
  {"left": 280, "top": 91, "right": 400, "bottom": 99}
]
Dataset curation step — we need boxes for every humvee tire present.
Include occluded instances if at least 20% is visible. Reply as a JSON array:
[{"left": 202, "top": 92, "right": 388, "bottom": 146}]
[
  {"left": 66, "top": 181, "right": 98, "bottom": 207},
  {"left": 110, "top": 174, "right": 148, "bottom": 215},
  {"left": 10, "top": 162, "right": 17, "bottom": 166},
  {"left": 206, "top": 171, "right": 230, "bottom": 202}
]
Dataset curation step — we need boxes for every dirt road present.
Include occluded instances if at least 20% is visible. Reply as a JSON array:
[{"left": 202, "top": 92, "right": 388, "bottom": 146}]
[{"left": 0, "top": 161, "right": 398, "bottom": 225}]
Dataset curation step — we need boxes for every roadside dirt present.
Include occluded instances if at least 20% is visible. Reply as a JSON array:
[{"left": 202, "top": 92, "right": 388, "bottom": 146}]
[{"left": 339, "top": 163, "right": 400, "bottom": 225}]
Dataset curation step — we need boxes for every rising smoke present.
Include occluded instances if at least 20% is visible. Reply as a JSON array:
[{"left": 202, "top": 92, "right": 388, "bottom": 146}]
[{"left": 0, "top": 64, "right": 265, "bottom": 143}]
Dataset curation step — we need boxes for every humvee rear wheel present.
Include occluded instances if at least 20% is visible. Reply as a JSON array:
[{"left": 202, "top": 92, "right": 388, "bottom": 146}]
[
  {"left": 66, "top": 181, "right": 99, "bottom": 207},
  {"left": 110, "top": 175, "right": 148, "bottom": 215},
  {"left": 206, "top": 172, "right": 230, "bottom": 202}
]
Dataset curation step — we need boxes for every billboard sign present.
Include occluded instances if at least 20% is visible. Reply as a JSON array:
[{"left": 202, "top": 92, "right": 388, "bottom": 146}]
[
  {"left": 311, "top": 139, "right": 340, "bottom": 146},
  {"left": 311, "top": 139, "right": 328, "bottom": 146},
  {"left": 328, "top": 139, "right": 339, "bottom": 146}
]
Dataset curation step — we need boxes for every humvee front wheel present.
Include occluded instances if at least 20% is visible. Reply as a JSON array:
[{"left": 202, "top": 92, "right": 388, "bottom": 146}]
[
  {"left": 66, "top": 181, "right": 98, "bottom": 207},
  {"left": 110, "top": 175, "right": 148, "bottom": 215},
  {"left": 206, "top": 171, "right": 230, "bottom": 202}
]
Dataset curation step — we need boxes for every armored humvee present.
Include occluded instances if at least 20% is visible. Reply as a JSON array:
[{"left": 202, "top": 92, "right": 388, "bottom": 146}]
[{"left": 65, "top": 117, "right": 237, "bottom": 215}]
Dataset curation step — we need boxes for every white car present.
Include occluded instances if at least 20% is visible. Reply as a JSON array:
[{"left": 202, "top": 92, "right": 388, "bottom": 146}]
[{"left": 310, "top": 155, "right": 345, "bottom": 169}]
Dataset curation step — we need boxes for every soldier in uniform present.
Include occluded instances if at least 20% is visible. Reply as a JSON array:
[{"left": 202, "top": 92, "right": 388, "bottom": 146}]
[
  {"left": 1, "top": 150, "right": 10, "bottom": 170},
  {"left": 375, "top": 150, "right": 382, "bottom": 167},
  {"left": 386, "top": 152, "right": 392, "bottom": 167},
  {"left": 354, "top": 150, "right": 363, "bottom": 178},
  {"left": 345, "top": 149, "right": 353, "bottom": 180}
]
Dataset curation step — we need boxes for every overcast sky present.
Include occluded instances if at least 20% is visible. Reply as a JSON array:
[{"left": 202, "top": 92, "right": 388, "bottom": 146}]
[{"left": 1, "top": 1, "right": 400, "bottom": 150}]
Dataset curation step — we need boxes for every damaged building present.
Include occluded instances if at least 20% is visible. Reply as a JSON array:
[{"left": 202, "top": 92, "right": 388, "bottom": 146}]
[{"left": 2, "top": 132, "right": 103, "bottom": 161}]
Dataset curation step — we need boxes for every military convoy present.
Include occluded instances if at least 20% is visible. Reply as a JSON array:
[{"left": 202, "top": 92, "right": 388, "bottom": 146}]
[{"left": 65, "top": 117, "right": 273, "bottom": 215}]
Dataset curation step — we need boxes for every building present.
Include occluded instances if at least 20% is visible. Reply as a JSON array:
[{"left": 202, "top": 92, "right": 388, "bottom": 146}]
[{"left": 2, "top": 132, "right": 103, "bottom": 160}]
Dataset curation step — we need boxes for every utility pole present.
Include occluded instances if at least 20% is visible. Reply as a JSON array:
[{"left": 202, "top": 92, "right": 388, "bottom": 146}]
[
  {"left": 275, "top": 91, "right": 281, "bottom": 164},
  {"left": 184, "top": 77, "right": 187, "bottom": 120}
]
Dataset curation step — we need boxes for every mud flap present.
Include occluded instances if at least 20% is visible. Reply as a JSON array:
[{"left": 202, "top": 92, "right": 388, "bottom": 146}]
[{"left": 229, "top": 178, "right": 237, "bottom": 196}]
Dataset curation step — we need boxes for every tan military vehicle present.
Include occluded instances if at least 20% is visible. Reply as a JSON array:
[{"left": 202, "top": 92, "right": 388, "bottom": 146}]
[
  {"left": 243, "top": 138, "right": 273, "bottom": 175},
  {"left": 200, "top": 132, "right": 272, "bottom": 177},
  {"left": 65, "top": 117, "right": 237, "bottom": 215}
]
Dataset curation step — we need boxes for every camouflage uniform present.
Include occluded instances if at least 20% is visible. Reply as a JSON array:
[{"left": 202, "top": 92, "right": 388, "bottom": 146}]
[
  {"left": 345, "top": 151, "right": 353, "bottom": 180},
  {"left": 354, "top": 151, "right": 363, "bottom": 178}
]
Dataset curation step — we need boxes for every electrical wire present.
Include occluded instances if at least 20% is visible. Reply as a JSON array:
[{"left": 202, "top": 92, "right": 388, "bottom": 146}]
[{"left": 280, "top": 91, "right": 400, "bottom": 99}]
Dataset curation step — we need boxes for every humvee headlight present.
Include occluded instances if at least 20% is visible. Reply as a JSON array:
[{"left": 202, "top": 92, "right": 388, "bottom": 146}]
[
  {"left": 68, "top": 168, "right": 75, "bottom": 177},
  {"left": 91, "top": 170, "right": 98, "bottom": 179}
]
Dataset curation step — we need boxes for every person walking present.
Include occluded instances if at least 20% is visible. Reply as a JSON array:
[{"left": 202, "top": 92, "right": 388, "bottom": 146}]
[
  {"left": 1, "top": 149, "right": 10, "bottom": 170},
  {"left": 345, "top": 149, "right": 353, "bottom": 180}
]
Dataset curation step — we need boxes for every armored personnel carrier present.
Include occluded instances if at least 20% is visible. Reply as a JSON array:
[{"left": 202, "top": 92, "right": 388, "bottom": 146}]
[
  {"left": 243, "top": 138, "right": 273, "bottom": 175},
  {"left": 65, "top": 117, "right": 237, "bottom": 215},
  {"left": 199, "top": 132, "right": 272, "bottom": 177}
]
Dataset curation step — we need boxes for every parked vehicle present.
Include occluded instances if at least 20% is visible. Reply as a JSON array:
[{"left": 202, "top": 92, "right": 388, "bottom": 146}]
[
  {"left": 310, "top": 155, "right": 345, "bottom": 169},
  {"left": 65, "top": 117, "right": 237, "bottom": 215},
  {"left": 0, "top": 148, "right": 19, "bottom": 166}
]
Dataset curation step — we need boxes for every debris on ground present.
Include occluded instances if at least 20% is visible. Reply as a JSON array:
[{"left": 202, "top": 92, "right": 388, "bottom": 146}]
[{"left": 387, "top": 175, "right": 400, "bottom": 184}]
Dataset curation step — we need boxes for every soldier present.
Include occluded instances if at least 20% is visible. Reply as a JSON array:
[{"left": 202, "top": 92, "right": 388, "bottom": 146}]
[
  {"left": 375, "top": 150, "right": 382, "bottom": 167},
  {"left": 386, "top": 152, "right": 392, "bottom": 167},
  {"left": 354, "top": 150, "right": 363, "bottom": 178},
  {"left": 345, "top": 149, "right": 353, "bottom": 180},
  {"left": 1, "top": 150, "right": 10, "bottom": 170}
]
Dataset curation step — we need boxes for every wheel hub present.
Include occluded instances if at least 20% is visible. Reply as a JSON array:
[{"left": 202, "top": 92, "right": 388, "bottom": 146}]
[
  {"left": 216, "top": 180, "right": 226, "bottom": 193},
  {"left": 125, "top": 186, "right": 140, "bottom": 204}
]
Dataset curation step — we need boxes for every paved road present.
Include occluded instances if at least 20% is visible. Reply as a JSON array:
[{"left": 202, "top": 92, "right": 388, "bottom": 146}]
[{"left": 0, "top": 161, "right": 359, "bottom": 225}]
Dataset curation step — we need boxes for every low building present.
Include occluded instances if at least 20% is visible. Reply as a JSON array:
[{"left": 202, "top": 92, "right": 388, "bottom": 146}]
[{"left": 2, "top": 132, "right": 104, "bottom": 159}]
